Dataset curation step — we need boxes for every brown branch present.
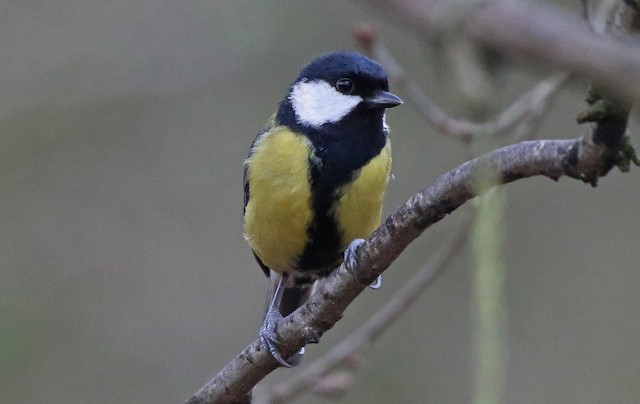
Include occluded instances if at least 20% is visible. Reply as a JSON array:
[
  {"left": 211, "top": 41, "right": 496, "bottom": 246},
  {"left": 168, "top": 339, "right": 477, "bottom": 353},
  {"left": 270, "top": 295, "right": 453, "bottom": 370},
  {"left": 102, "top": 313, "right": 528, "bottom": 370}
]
[
  {"left": 257, "top": 216, "right": 473, "bottom": 403},
  {"left": 358, "top": 0, "right": 640, "bottom": 99},
  {"left": 185, "top": 131, "right": 631, "bottom": 404}
]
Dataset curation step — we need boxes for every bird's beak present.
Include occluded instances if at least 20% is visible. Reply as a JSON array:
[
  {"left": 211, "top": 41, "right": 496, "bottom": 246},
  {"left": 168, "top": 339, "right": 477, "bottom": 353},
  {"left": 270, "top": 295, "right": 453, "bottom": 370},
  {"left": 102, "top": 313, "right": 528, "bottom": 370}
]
[{"left": 363, "top": 90, "right": 403, "bottom": 109}]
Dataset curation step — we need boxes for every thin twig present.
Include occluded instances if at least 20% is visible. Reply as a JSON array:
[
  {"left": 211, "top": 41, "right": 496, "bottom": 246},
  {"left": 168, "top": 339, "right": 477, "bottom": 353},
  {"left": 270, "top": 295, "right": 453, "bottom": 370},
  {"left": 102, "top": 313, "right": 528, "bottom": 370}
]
[
  {"left": 354, "top": 27, "right": 568, "bottom": 141},
  {"left": 443, "top": 34, "right": 496, "bottom": 116},
  {"left": 257, "top": 215, "right": 473, "bottom": 403}
]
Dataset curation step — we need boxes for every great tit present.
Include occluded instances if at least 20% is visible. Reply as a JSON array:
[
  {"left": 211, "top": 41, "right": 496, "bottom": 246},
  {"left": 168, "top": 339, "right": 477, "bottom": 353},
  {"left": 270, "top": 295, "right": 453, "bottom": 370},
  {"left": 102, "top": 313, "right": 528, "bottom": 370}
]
[{"left": 243, "top": 51, "right": 402, "bottom": 367}]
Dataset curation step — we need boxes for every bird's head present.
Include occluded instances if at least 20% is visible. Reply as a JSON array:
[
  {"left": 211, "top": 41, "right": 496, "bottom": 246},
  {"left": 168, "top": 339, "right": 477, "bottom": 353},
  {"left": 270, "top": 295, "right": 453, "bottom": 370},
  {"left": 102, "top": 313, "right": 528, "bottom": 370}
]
[{"left": 278, "top": 51, "right": 402, "bottom": 132}]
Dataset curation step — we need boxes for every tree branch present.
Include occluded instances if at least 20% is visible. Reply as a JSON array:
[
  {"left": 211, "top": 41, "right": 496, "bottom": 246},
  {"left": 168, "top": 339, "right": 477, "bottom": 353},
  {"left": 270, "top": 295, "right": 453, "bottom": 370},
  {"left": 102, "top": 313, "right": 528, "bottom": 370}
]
[
  {"left": 354, "top": 26, "right": 568, "bottom": 141},
  {"left": 185, "top": 2, "right": 640, "bottom": 402},
  {"left": 186, "top": 131, "right": 632, "bottom": 404},
  {"left": 257, "top": 216, "right": 473, "bottom": 403},
  {"left": 358, "top": 0, "right": 640, "bottom": 100}
]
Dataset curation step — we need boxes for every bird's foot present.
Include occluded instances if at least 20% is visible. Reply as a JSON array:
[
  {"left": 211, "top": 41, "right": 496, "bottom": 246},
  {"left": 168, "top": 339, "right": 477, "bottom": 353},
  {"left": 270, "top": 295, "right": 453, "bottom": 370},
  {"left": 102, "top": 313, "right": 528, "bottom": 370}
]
[
  {"left": 343, "top": 238, "right": 382, "bottom": 290},
  {"left": 260, "top": 309, "right": 295, "bottom": 368},
  {"left": 260, "top": 308, "right": 307, "bottom": 367}
]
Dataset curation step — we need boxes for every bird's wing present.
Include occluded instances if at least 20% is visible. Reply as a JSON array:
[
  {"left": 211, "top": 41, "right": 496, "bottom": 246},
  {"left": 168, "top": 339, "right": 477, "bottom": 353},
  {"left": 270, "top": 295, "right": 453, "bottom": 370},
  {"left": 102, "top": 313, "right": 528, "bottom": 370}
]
[{"left": 243, "top": 113, "right": 277, "bottom": 215}]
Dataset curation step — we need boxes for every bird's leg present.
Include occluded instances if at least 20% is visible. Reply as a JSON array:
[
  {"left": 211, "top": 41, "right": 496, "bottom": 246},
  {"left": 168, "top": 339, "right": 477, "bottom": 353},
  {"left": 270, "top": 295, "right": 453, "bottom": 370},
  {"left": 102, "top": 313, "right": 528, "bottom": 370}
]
[
  {"left": 343, "top": 238, "right": 382, "bottom": 289},
  {"left": 260, "top": 271, "right": 295, "bottom": 368}
]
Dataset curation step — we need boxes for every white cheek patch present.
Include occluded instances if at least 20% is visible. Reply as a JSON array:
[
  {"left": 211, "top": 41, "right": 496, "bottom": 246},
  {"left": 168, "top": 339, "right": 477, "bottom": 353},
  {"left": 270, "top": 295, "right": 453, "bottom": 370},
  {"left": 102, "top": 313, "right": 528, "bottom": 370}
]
[{"left": 289, "top": 80, "right": 363, "bottom": 128}]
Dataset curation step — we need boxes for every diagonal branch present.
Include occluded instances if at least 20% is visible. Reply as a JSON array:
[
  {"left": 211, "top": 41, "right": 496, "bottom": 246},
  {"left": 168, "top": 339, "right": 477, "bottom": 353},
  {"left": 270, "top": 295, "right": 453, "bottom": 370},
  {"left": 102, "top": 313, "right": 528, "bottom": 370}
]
[
  {"left": 258, "top": 216, "right": 473, "bottom": 403},
  {"left": 185, "top": 131, "right": 632, "bottom": 404},
  {"left": 354, "top": 26, "right": 569, "bottom": 141}
]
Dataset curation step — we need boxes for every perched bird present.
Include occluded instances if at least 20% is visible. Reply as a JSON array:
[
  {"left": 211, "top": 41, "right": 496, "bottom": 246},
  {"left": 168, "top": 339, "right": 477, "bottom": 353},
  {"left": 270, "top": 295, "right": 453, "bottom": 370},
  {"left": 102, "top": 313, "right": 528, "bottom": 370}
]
[{"left": 243, "top": 51, "right": 402, "bottom": 367}]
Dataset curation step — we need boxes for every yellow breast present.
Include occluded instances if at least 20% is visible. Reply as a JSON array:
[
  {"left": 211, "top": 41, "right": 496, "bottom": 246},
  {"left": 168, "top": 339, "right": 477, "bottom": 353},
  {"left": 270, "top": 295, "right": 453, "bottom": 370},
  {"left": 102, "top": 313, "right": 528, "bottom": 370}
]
[
  {"left": 333, "top": 140, "right": 392, "bottom": 249},
  {"left": 245, "top": 127, "right": 392, "bottom": 274},
  {"left": 244, "top": 126, "right": 314, "bottom": 272}
]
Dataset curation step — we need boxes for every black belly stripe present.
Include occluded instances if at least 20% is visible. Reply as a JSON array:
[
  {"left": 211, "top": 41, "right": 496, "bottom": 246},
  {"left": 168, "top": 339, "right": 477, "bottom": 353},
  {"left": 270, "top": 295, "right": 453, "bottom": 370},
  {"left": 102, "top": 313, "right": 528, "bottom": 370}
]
[
  {"left": 297, "top": 140, "right": 385, "bottom": 272},
  {"left": 296, "top": 160, "right": 349, "bottom": 272},
  {"left": 281, "top": 105, "right": 388, "bottom": 276}
]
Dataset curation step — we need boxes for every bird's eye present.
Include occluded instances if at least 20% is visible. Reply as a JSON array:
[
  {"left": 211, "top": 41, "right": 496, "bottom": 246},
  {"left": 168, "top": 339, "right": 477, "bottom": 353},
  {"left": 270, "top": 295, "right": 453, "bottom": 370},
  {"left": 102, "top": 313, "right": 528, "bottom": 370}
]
[{"left": 335, "top": 78, "right": 354, "bottom": 94}]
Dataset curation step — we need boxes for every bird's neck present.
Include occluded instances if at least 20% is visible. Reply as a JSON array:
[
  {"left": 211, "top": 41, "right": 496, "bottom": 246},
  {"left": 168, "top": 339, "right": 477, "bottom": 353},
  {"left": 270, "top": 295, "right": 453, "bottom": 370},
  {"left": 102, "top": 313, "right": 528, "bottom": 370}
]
[{"left": 277, "top": 100, "right": 387, "bottom": 172}]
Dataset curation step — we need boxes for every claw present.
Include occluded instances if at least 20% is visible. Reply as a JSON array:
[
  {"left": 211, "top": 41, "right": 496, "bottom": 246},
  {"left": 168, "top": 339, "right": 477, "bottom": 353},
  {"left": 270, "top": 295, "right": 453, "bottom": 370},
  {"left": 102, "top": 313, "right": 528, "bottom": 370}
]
[
  {"left": 344, "top": 238, "right": 365, "bottom": 280},
  {"left": 260, "top": 272, "right": 305, "bottom": 367},
  {"left": 260, "top": 307, "right": 294, "bottom": 368},
  {"left": 343, "top": 238, "right": 382, "bottom": 289},
  {"left": 369, "top": 275, "right": 382, "bottom": 289}
]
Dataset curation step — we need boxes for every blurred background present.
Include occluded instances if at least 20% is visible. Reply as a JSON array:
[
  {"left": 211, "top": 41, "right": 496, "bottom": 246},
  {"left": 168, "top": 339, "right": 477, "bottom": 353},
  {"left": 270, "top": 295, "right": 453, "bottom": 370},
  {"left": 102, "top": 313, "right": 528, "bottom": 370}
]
[{"left": 2, "top": 1, "right": 639, "bottom": 403}]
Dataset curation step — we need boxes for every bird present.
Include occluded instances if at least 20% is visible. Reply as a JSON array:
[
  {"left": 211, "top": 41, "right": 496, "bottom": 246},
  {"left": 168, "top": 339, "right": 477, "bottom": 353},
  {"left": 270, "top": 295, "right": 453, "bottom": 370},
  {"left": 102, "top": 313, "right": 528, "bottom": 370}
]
[{"left": 243, "top": 51, "right": 402, "bottom": 367}]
